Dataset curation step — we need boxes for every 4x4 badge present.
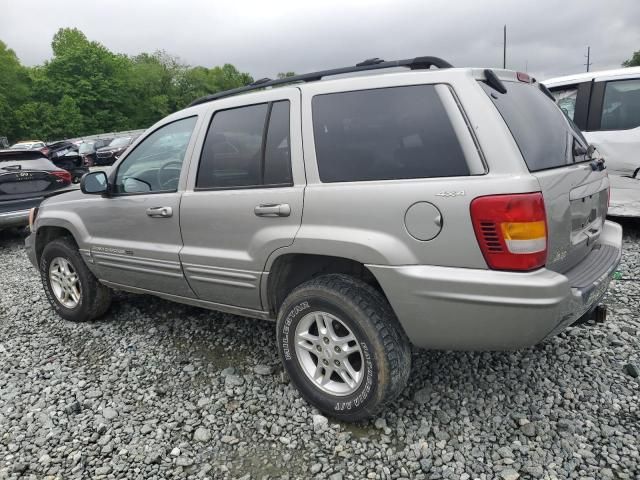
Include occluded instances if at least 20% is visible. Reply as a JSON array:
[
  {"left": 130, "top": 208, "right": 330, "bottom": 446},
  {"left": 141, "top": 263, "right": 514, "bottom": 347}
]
[{"left": 435, "top": 191, "right": 465, "bottom": 197}]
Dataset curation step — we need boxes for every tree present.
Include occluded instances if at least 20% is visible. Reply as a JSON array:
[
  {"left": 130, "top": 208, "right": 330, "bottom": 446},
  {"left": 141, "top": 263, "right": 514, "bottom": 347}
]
[
  {"left": 0, "top": 29, "right": 256, "bottom": 141},
  {"left": 622, "top": 50, "right": 640, "bottom": 67},
  {"left": 0, "top": 41, "right": 31, "bottom": 141}
]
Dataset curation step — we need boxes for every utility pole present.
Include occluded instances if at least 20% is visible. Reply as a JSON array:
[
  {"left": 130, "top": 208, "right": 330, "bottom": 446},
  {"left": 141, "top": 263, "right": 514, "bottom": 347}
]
[
  {"left": 503, "top": 25, "right": 507, "bottom": 69},
  {"left": 585, "top": 46, "right": 592, "bottom": 72}
]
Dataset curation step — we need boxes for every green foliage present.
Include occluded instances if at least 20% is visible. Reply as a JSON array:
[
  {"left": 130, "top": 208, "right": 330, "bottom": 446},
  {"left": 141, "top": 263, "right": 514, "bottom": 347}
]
[
  {"left": 622, "top": 50, "right": 640, "bottom": 67},
  {"left": 0, "top": 28, "right": 254, "bottom": 143}
]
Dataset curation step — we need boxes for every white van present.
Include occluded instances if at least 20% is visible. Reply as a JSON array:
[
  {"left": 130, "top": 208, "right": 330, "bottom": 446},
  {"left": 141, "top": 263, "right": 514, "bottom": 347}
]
[{"left": 544, "top": 67, "right": 640, "bottom": 217}]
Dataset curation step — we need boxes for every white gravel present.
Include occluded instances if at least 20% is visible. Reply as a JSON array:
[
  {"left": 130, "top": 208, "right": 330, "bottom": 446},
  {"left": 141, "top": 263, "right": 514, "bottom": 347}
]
[{"left": 0, "top": 222, "right": 638, "bottom": 479}]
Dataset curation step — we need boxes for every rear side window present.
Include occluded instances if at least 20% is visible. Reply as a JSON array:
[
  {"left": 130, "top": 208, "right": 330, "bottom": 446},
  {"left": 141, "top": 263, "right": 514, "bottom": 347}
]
[
  {"left": 550, "top": 86, "right": 578, "bottom": 121},
  {"left": 481, "top": 82, "right": 579, "bottom": 172},
  {"left": 197, "top": 101, "right": 292, "bottom": 189},
  {"left": 600, "top": 79, "right": 640, "bottom": 131},
  {"left": 312, "top": 85, "right": 469, "bottom": 182}
]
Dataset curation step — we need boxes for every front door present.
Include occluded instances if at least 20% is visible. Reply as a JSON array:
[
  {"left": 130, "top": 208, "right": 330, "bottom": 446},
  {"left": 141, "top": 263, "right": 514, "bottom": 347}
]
[
  {"left": 84, "top": 115, "right": 200, "bottom": 297},
  {"left": 180, "top": 90, "right": 304, "bottom": 310}
]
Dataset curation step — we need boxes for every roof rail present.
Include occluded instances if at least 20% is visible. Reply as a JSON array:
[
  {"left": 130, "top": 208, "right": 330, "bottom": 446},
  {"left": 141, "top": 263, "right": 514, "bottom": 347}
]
[{"left": 188, "top": 56, "right": 453, "bottom": 107}]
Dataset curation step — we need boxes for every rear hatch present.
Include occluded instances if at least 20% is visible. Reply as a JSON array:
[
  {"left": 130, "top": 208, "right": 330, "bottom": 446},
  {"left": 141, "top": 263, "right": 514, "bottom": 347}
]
[
  {"left": 0, "top": 152, "right": 71, "bottom": 214},
  {"left": 480, "top": 78, "right": 608, "bottom": 273}
]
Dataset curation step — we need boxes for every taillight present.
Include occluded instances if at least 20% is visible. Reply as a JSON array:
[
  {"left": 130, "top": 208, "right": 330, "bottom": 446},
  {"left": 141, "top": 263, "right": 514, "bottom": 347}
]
[
  {"left": 470, "top": 192, "right": 547, "bottom": 271},
  {"left": 51, "top": 170, "right": 72, "bottom": 184}
]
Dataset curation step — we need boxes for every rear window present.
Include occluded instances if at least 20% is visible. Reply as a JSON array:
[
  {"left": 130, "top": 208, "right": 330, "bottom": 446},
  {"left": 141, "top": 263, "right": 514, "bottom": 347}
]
[
  {"left": 481, "top": 81, "right": 580, "bottom": 171},
  {"left": 312, "top": 85, "right": 469, "bottom": 182}
]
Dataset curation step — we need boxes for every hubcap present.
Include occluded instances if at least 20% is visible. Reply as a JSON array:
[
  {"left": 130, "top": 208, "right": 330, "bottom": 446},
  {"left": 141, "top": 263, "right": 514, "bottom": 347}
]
[
  {"left": 49, "top": 257, "right": 81, "bottom": 309},
  {"left": 294, "top": 311, "right": 364, "bottom": 396}
]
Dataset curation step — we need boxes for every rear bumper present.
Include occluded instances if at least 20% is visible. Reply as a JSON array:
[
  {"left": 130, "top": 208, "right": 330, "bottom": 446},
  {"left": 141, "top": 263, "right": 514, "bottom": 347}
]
[{"left": 368, "top": 220, "right": 622, "bottom": 351}]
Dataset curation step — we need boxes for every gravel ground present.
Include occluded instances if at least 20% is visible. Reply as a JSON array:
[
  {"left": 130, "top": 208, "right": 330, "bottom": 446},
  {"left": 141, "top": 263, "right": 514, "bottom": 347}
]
[{"left": 0, "top": 222, "right": 638, "bottom": 480}]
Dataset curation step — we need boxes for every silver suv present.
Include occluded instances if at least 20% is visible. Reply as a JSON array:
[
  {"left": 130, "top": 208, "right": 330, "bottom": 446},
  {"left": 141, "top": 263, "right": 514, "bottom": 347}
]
[{"left": 25, "top": 57, "right": 623, "bottom": 421}]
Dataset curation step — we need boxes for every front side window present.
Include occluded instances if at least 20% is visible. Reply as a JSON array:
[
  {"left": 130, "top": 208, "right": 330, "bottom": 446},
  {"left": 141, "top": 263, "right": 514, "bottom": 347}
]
[
  {"left": 114, "top": 116, "right": 197, "bottom": 194},
  {"left": 551, "top": 86, "right": 578, "bottom": 121},
  {"left": 196, "top": 100, "right": 292, "bottom": 189},
  {"left": 312, "top": 85, "right": 469, "bottom": 183},
  {"left": 600, "top": 79, "right": 640, "bottom": 131}
]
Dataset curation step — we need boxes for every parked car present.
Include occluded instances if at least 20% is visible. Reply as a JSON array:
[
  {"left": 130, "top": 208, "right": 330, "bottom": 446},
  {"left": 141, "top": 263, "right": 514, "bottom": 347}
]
[
  {"left": 77, "top": 141, "right": 97, "bottom": 167},
  {"left": 94, "top": 136, "right": 137, "bottom": 165},
  {"left": 10, "top": 140, "right": 48, "bottom": 155},
  {"left": 0, "top": 149, "right": 72, "bottom": 230},
  {"left": 544, "top": 67, "right": 640, "bottom": 217},
  {"left": 45, "top": 141, "right": 89, "bottom": 183},
  {"left": 26, "top": 57, "right": 622, "bottom": 421}
]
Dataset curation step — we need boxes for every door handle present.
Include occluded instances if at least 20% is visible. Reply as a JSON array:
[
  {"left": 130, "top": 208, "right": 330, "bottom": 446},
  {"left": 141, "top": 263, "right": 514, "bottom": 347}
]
[
  {"left": 146, "top": 206, "right": 173, "bottom": 218},
  {"left": 254, "top": 203, "right": 291, "bottom": 217}
]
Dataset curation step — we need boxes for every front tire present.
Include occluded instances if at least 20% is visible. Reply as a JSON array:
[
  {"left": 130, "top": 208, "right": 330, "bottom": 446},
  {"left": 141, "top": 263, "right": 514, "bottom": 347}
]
[
  {"left": 40, "top": 237, "right": 112, "bottom": 322},
  {"left": 276, "top": 274, "right": 411, "bottom": 421}
]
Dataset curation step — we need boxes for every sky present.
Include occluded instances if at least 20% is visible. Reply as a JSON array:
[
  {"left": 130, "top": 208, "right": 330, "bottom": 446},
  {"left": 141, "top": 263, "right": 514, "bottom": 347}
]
[{"left": 1, "top": 0, "right": 639, "bottom": 81}]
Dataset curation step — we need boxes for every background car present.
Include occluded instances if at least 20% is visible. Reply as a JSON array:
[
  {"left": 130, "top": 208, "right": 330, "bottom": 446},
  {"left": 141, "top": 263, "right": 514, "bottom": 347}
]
[
  {"left": 10, "top": 140, "right": 48, "bottom": 155},
  {"left": 43, "top": 140, "right": 89, "bottom": 183},
  {"left": 544, "top": 66, "right": 640, "bottom": 217},
  {"left": 94, "top": 136, "right": 137, "bottom": 165},
  {"left": 0, "top": 149, "right": 72, "bottom": 230}
]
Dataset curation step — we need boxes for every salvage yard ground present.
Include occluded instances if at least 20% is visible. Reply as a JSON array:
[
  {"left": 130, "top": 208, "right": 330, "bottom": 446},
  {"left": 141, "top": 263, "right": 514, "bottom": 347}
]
[{"left": 0, "top": 222, "right": 638, "bottom": 479}]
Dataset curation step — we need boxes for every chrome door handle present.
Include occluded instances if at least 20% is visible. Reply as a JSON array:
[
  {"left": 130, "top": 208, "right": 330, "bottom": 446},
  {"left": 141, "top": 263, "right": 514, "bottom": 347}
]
[
  {"left": 254, "top": 203, "right": 291, "bottom": 217},
  {"left": 146, "top": 206, "right": 173, "bottom": 218}
]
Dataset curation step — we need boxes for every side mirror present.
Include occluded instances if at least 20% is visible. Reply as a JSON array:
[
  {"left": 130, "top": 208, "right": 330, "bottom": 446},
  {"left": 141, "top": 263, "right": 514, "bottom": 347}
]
[{"left": 81, "top": 171, "right": 108, "bottom": 194}]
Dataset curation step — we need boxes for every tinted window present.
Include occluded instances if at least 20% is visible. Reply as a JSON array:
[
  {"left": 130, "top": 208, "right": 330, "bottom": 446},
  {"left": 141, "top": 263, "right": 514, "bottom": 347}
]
[
  {"left": 600, "top": 79, "right": 640, "bottom": 131},
  {"left": 264, "top": 101, "right": 292, "bottom": 185},
  {"left": 312, "top": 85, "right": 469, "bottom": 182},
  {"left": 551, "top": 86, "right": 578, "bottom": 121},
  {"left": 197, "top": 101, "right": 292, "bottom": 189},
  {"left": 114, "top": 116, "right": 197, "bottom": 194},
  {"left": 197, "top": 104, "right": 268, "bottom": 189},
  {"left": 481, "top": 82, "right": 581, "bottom": 171}
]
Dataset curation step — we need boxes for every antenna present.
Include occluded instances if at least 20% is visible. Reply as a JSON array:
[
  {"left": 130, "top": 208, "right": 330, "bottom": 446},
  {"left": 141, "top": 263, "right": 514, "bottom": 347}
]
[{"left": 584, "top": 46, "right": 592, "bottom": 72}]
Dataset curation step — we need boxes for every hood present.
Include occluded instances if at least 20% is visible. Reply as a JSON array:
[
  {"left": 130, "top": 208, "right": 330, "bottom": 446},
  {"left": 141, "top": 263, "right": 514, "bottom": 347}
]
[{"left": 40, "top": 186, "right": 84, "bottom": 207}]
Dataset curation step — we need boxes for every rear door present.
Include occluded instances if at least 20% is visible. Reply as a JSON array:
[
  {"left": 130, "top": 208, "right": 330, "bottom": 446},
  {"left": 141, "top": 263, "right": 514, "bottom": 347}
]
[
  {"left": 179, "top": 89, "right": 304, "bottom": 310},
  {"left": 481, "top": 80, "right": 609, "bottom": 272},
  {"left": 583, "top": 77, "right": 640, "bottom": 215}
]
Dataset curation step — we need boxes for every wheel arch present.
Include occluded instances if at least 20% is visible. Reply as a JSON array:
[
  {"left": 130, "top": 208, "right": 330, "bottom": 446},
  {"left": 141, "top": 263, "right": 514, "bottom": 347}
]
[{"left": 264, "top": 253, "right": 389, "bottom": 317}]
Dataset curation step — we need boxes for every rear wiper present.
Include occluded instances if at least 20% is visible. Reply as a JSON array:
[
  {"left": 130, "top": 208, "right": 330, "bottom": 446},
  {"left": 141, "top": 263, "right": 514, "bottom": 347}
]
[{"left": 1, "top": 164, "right": 22, "bottom": 171}]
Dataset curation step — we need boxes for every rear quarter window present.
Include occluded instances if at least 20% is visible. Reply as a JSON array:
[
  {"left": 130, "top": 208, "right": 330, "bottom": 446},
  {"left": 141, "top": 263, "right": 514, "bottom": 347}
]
[
  {"left": 480, "top": 81, "right": 579, "bottom": 172},
  {"left": 312, "top": 85, "right": 470, "bottom": 182}
]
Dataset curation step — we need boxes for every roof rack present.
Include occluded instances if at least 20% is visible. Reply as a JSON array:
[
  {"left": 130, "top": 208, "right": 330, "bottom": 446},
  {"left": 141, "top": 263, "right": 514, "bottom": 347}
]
[{"left": 188, "top": 56, "right": 453, "bottom": 107}]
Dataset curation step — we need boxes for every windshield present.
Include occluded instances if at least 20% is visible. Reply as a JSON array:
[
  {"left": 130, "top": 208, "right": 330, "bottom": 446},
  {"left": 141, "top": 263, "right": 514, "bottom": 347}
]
[
  {"left": 10, "top": 143, "right": 34, "bottom": 149},
  {"left": 78, "top": 142, "right": 95, "bottom": 154},
  {"left": 109, "top": 137, "right": 132, "bottom": 148},
  {"left": 480, "top": 81, "right": 587, "bottom": 171}
]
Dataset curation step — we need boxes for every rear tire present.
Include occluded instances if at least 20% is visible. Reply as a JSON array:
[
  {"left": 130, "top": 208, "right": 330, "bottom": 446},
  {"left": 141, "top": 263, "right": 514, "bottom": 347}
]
[
  {"left": 276, "top": 274, "right": 411, "bottom": 421},
  {"left": 40, "top": 237, "right": 112, "bottom": 322}
]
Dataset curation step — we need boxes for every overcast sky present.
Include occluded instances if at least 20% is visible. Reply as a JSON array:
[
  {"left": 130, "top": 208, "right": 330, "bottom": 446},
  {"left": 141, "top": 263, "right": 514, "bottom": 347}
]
[{"left": 2, "top": 0, "right": 639, "bottom": 80}]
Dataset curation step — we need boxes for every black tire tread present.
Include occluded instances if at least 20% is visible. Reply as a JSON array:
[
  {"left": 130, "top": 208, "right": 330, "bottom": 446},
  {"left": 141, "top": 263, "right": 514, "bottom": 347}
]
[
  {"left": 40, "top": 236, "right": 112, "bottom": 322},
  {"left": 281, "top": 273, "right": 411, "bottom": 420}
]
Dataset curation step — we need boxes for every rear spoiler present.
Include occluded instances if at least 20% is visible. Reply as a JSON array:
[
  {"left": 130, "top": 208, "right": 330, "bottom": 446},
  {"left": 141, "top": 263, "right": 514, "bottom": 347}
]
[{"left": 0, "top": 149, "right": 48, "bottom": 161}]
